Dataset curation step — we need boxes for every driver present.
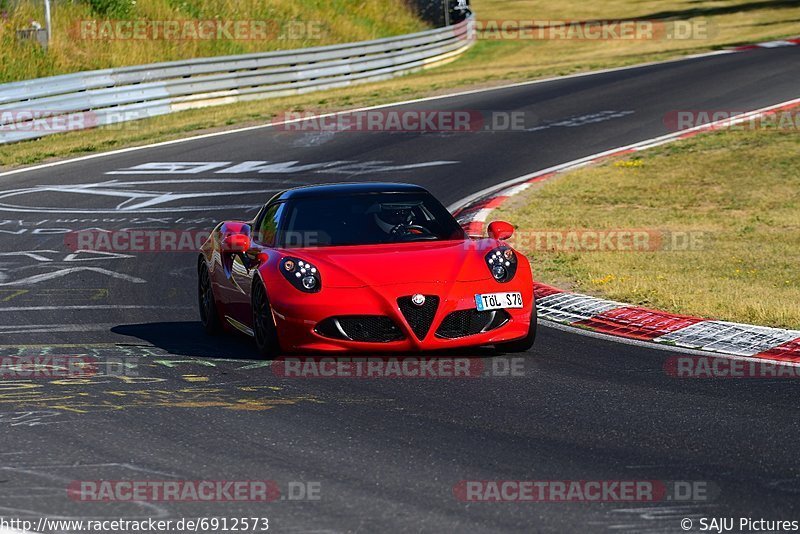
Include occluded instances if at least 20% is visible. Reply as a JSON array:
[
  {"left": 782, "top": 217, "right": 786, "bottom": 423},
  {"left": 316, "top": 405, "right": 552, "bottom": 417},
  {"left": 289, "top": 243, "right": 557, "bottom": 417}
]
[{"left": 373, "top": 203, "right": 416, "bottom": 235}]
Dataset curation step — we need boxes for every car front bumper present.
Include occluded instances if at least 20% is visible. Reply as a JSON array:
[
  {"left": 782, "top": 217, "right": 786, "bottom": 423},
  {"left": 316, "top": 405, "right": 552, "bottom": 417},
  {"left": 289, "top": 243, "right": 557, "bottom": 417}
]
[{"left": 270, "top": 279, "right": 534, "bottom": 353}]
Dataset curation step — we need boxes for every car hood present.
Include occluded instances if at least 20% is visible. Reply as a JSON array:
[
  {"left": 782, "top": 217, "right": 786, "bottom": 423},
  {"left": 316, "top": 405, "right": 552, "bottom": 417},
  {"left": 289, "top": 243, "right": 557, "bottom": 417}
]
[{"left": 288, "top": 239, "right": 500, "bottom": 288}]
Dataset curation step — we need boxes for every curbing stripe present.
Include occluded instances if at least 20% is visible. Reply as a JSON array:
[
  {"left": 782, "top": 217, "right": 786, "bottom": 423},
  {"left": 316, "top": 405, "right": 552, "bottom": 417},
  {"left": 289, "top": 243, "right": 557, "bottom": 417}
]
[
  {"left": 757, "top": 338, "right": 800, "bottom": 362},
  {"left": 456, "top": 99, "right": 800, "bottom": 362},
  {"left": 654, "top": 322, "right": 800, "bottom": 357},
  {"left": 536, "top": 292, "right": 626, "bottom": 324},
  {"left": 534, "top": 282, "right": 566, "bottom": 300},
  {"left": 574, "top": 307, "right": 705, "bottom": 341},
  {"left": 732, "top": 37, "right": 800, "bottom": 51}
]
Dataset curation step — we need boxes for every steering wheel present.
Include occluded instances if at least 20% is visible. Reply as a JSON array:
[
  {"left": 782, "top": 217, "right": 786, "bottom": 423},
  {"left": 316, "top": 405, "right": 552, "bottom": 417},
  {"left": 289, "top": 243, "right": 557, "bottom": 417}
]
[{"left": 389, "top": 224, "right": 437, "bottom": 241}]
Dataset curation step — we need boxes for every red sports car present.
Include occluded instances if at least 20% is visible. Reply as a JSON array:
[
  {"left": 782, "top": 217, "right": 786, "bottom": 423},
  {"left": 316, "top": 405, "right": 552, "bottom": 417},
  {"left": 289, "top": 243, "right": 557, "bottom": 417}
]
[{"left": 198, "top": 183, "right": 536, "bottom": 357}]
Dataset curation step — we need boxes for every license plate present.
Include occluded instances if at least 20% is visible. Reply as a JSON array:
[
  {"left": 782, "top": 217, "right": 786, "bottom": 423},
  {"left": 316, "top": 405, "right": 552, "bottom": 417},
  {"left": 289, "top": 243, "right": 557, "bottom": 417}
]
[{"left": 475, "top": 292, "right": 523, "bottom": 311}]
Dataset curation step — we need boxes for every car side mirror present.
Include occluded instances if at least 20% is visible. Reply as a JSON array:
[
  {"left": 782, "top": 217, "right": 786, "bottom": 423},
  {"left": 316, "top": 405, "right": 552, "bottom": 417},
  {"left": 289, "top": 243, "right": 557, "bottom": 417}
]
[
  {"left": 220, "top": 222, "right": 252, "bottom": 254},
  {"left": 487, "top": 221, "right": 514, "bottom": 240}
]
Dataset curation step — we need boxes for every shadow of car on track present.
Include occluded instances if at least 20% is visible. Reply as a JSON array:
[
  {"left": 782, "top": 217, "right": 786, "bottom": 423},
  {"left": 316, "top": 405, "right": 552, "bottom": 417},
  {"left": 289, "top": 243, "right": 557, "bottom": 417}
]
[
  {"left": 111, "top": 321, "right": 260, "bottom": 359},
  {"left": 110, "top": 321, "right": 505, "bottom": 361}
]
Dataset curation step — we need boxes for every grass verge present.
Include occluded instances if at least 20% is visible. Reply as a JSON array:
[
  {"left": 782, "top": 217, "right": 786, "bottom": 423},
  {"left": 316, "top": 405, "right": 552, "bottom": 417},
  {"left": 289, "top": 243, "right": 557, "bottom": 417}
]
[
  {"left": 0, "top": 0, "right": 425, "bottom": 81},
  {"left": 2, "top": 0, "right": 800, "bottom": 169},
  {"left": 494, "top": 124, "right": 800, "bottom": 329}
]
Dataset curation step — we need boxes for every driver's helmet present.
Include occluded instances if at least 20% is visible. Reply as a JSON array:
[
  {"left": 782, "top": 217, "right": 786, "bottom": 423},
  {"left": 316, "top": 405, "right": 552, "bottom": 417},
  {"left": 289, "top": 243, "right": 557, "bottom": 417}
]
[{"left": 370, "top": 202, "right": 416, "bottom": 234}]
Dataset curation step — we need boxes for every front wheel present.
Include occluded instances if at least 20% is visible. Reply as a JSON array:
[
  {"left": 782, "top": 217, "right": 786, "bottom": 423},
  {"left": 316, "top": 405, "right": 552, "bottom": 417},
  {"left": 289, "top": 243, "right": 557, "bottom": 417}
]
[
  {"left": 199, "top": 261, "right": 223, "bottom": 335},
  {"left": 495, "top": 306, "right": 537, "bottom": 353},
  {"left": 252, "top": 280, "right": 281, "bottom": 359}
]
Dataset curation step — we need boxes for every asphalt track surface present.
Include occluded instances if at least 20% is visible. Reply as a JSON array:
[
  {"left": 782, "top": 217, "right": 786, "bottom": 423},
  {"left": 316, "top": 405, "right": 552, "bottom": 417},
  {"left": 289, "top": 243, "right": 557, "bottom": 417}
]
[{"left": 0, "top": 47, "right": 798, "bottom": 533}]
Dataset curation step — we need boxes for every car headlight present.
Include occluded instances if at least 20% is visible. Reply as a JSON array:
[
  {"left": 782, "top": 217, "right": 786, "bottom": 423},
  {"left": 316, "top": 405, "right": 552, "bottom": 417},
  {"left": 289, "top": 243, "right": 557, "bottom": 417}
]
[
  {"left": 280, "top": 257, "right": 322, "bottom": 293},
  {"left": 485, "top": 246, "right": 517, "bottom": 283}
]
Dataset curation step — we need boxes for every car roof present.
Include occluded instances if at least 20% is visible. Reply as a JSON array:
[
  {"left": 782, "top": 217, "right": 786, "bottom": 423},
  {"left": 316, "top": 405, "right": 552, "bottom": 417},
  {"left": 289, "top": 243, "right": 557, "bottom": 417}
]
[{"left": 272, "top": 182, "right": 429, "bottom": 202}]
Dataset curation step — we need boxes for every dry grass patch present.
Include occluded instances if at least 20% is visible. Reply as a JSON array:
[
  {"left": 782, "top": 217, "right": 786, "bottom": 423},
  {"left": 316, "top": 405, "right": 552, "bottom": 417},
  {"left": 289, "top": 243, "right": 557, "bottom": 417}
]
[{"left": 0, "top": 0, "right": 425, "bottom": 81}]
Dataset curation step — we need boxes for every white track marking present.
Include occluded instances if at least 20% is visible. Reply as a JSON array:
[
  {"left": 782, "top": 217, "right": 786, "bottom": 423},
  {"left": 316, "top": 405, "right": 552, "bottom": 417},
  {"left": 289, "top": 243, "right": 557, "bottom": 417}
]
[{"left": 0, "top": 268, "right": 146, "bottom": 286}]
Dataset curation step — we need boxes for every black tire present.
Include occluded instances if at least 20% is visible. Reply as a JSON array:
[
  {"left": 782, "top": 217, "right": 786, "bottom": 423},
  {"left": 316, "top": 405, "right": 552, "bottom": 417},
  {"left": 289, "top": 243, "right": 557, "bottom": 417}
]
[
  {"left": 198, "top": 260, "right": 223, "bottom": 335},
  {"left": 495, "top": 306, "right": 537, "bottom": 353},
  {"left": 252, "top": 279, "right": 281, "bottom": 359}
]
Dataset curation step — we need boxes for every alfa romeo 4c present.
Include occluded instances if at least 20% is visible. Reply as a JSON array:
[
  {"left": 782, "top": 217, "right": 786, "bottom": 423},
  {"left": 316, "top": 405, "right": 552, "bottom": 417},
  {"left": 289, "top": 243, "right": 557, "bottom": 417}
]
[{"left": 198, "top": 183, "right": 536, "bottom": 357}]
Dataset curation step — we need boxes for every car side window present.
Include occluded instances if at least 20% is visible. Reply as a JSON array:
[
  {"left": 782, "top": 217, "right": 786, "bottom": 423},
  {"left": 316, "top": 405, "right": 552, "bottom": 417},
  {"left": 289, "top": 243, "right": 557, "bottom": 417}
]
[{"left": 255, "top": 203, "right": 283, "bottom": 246}]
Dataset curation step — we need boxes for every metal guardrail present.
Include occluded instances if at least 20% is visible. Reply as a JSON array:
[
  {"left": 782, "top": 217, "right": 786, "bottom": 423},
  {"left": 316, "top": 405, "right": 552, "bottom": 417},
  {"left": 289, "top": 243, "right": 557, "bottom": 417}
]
[{"left": 0, "top": 17, "right": 475, "bottom": 145}]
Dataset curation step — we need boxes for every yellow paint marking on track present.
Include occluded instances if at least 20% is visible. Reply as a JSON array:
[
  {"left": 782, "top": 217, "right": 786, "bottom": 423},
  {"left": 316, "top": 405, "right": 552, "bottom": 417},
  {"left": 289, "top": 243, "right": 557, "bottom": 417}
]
[
  {"left": 239, "top": 385, "right": 283, "bottom": 392},
  {"left": 0, "top": 347, "right": 322, "bottom": 413},
  {"left": 0, "top": 384, "right": 322, "bottom": 413},
  {"left": 182, "top": 375, "right": 210, "bottom": 383},
  {"left": 92, "top": 289, "right": 110, "bottom": 300},
  {"left": 0, "top": 289, "right": 28, "bottom": 302},
  {"left": 49, "top": 379, "right": 96, "bottom": 386},
  {"left": 0, "top": 381, "right": 41, "bottom": 392}
]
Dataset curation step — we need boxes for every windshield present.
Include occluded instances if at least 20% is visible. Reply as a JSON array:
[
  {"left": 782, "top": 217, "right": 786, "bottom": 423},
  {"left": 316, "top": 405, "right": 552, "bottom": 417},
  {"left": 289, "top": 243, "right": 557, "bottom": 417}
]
[{"left": 277, "top": 192, "right": 465, "bottom": 247}]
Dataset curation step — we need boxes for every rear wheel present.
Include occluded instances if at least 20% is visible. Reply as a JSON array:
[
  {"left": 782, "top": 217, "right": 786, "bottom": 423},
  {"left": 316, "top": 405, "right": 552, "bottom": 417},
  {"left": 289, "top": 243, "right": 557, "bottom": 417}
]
[
  {"left": 495, "top": 306, "right": 537, "bottom": 353},
  {"left": 252, "top": 280, "right": 281, "bottom": 359},
  {"left": 198, "top": 261, "right": 222, "bottom": 335}
]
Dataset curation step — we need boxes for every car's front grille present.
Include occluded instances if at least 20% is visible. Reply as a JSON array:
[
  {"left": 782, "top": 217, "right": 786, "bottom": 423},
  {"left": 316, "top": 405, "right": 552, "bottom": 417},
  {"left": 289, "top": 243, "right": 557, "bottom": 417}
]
[
  {"left": 397, "top": 295, "right": 440, "bottom": 340},
  {"left": 315, "top": 316, "right": 404, "bottom": 343},
  {"left": 436, "top": 309, "right": 510, "bottom": 339}
]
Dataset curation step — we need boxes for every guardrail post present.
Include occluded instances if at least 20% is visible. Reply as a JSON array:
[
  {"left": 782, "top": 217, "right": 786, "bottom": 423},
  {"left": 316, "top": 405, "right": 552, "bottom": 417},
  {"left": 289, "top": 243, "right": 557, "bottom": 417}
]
[{"left": 44, "top": 0, "right": 52, "bottom": 44}]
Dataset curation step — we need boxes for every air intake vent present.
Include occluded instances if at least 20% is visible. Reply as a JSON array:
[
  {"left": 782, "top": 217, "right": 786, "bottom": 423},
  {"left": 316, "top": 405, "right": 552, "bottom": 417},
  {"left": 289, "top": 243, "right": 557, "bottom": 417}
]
[
  {"left": 315, "top": 316, "right": 404, "bottom": 343},
  {"left": 397, "top": 295, "right": 440, "bottom": 340},
  {"left": 436, "top": 309, "right": 510, "bottom": 339}
]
